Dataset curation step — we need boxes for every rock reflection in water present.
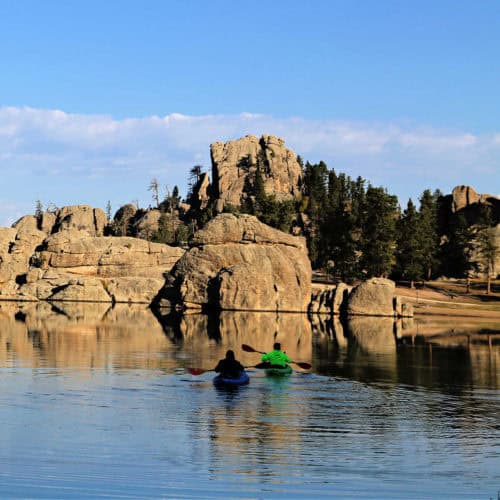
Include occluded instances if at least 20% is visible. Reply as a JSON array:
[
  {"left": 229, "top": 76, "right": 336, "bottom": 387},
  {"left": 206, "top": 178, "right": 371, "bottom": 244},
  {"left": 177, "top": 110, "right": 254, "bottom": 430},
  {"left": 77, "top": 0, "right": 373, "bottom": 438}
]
[
  {"left": 155, "top": 310, "right": 313, "bottom": 370},
  {"left": 0, "top": 302, "right": 174, "bottom": 370},
  {"left": 347, "top": 316, "right": 396, "bottom": 354},
  {"left": 0, "top": 304, "right": 313, "bottom": 373},
  {"left": 311, "top": 312, "right": 500, "bottom": 390}
]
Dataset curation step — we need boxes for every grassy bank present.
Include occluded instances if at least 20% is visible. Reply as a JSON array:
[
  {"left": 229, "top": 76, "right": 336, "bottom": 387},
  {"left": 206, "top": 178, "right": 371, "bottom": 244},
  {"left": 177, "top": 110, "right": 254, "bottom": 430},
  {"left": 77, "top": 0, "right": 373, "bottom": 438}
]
[{"left": 395, "top": 279, "right": 500, "bottom": 318}]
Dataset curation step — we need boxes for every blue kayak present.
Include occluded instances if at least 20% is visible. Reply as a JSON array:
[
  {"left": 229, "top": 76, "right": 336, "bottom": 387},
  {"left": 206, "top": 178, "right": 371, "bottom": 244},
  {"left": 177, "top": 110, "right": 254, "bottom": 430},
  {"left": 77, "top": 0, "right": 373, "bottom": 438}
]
[
  {"left": 264, "top": 365, "right": 293, "bottom": 376},
  {"left": 213, "top": 371, "right": 250, "bottom": 387}
]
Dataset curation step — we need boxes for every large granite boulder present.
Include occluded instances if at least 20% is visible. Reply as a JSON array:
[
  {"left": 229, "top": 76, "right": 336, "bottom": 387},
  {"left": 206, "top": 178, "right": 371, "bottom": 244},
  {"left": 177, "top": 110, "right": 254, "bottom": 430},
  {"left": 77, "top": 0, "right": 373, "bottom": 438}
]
[
  {"left": 112, "top": 203, "right": 137, "bottom": 236},
  {"left": 158, "top": 213, "right": 311, "bottom": 312},
  {"left": 52, "top": 205, "right": 107, "bottom": 236},
  {"left": 32, "top": 230, "right": 183, "bottom": 279},
  {"left": 347, "top": 278, "right": 396, "bottom": 316},
  {"left": 210, "top": 134, "right": 303, "bottom": 213}
]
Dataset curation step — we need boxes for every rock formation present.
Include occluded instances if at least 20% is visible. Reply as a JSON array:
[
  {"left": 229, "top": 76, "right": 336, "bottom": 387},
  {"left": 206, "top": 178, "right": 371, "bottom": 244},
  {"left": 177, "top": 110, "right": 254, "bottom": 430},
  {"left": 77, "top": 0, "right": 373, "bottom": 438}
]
[
  {"left": 156, "top": 213, "right": 311, "bottom": 312},
  {"left": 209, "top": 134, "right": 303, "bottom": 213},
  {"left": 309, "top": 278, "right": 414, "bottom": 318},
  {"left": 0, "top": 205, "right": 185, "bottom": 304},
  {"left": 347, "top": 278, "right": 396, "bottom": 316},
  {"left": 451, "top": 185, "right": 499, "bottom": 215}
]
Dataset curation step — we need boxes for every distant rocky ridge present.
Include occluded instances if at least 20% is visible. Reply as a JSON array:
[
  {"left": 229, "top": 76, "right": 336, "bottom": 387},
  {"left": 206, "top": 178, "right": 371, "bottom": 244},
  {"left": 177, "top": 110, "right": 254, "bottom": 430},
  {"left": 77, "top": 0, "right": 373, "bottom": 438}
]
[{"left": 445, "top": 186, "right": 500, "bottom": 278}]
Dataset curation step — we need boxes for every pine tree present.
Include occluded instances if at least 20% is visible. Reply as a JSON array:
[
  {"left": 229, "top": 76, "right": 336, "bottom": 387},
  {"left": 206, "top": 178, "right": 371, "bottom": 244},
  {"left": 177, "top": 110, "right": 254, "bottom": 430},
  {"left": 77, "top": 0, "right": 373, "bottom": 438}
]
[
  {"left": 439, "top": 212, "right": 475, "bottom": 279},
  {"left": 395, "top": 199, "right": 424, "bottom": 286},
  {"left": 418, "top": 189, "right": 440, "bottom": 280},
  {"left": 360, "top": 186, "right": 398, "bottom": 277},
  {"left": 303, "top": 161, "right": 328, "bottom": 266},
  {"left": 476, "top": 226, "right": 498, "bottom": 294}
]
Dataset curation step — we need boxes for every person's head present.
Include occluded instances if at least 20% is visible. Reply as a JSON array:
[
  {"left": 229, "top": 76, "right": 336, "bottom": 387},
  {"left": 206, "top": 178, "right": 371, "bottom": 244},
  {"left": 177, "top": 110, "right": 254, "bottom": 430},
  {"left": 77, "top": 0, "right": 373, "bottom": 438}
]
[
  {"left": 273, "top": 342, "right": 281, "bottom": 351},
  {"left": 225, "top": 350, "right": 235, "bottom": 360}
]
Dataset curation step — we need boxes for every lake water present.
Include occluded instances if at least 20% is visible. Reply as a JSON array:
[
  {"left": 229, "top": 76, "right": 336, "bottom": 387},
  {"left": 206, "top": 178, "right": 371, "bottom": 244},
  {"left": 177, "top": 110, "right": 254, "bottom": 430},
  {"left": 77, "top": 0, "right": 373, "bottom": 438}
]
[{"left": 0, "top": 302, "right": 498, "bottom": 499}]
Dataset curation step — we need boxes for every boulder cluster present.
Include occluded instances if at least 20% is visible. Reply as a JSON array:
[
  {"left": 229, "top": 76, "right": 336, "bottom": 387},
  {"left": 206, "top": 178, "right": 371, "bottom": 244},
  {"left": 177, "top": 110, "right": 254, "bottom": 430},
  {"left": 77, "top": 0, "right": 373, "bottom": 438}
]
[
  {"left": 309, "top": 278, "right": 414, "bottom": 318},
  {"left": 0, "top": 205, "right": 184, "bottom": 304}
]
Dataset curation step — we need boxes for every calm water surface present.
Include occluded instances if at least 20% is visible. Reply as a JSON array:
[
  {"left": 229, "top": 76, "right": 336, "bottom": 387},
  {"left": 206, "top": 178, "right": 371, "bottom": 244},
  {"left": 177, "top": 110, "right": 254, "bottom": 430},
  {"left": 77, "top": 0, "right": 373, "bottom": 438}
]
[{"left": 0, "top": 302, "right": 498, "bottom": 499}]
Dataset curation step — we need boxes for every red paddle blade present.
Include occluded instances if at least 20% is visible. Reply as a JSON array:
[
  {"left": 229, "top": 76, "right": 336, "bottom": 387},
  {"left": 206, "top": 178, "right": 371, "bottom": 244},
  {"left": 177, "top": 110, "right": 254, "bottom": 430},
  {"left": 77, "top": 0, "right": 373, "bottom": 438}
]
[{"left": 188, "top": 368, "right": 206, "bottom": 375}]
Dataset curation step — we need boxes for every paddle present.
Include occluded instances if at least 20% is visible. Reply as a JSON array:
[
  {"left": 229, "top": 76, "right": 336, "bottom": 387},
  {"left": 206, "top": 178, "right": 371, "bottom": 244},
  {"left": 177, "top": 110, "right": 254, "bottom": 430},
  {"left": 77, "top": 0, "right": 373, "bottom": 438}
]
[
  {"left": 188, "top": 365, "right": 258, "bottom": 376},
  {"left": 241, "top": 344, "right": 312, "bottom": 370}
]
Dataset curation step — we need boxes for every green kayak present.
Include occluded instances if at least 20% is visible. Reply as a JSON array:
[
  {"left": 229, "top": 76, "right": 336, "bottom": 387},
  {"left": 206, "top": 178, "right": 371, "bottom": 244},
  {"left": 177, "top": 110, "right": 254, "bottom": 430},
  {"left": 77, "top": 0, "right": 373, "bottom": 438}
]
[{"left": 264, "top": 365, "right": 293, "bottom": 376}]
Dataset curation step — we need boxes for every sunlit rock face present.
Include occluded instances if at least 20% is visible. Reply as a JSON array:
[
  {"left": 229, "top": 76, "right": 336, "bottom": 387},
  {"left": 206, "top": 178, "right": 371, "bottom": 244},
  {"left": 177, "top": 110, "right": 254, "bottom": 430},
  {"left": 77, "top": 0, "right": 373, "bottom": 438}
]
[
  {"left": 0, "top": 225, "right": 46, "bottom": 289},
  {"left": 347, "top": 278, "right": 396, "bottom": 317},
  {"left": 0, "top": 205, "right": 186, "bottom": 304},
  {"left": 158, "top": 214, "right": 312, "bottom": 312},
  {"left": 18, "top": 232, "right": 184, "bottom": 303},
  {"left": 33, "top": 231, "right": 183, "bottom": 279},
  {"left": 210, "top": 134, "right": 303, "bottom": 213},
  {"left": 450, "top": 185, "right": 499, "bottom": 214}
]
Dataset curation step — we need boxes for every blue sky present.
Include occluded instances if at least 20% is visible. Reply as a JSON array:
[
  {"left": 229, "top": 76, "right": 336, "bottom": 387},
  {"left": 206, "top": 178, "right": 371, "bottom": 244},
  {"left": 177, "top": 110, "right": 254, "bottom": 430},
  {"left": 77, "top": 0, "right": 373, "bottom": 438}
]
[{"left": 1, "top": 0, "right": 499, "bottom": 225}]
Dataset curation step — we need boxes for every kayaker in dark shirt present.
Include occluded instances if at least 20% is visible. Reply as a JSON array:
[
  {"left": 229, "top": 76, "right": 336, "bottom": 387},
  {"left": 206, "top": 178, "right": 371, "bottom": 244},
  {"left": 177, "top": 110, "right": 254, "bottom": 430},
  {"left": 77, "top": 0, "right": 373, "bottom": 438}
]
[
  {"left": 260, "top": 342, "right": 292, "bottom": 368},
  {"left": 214, "top": 350, "right": 245, "bottom": 379}
]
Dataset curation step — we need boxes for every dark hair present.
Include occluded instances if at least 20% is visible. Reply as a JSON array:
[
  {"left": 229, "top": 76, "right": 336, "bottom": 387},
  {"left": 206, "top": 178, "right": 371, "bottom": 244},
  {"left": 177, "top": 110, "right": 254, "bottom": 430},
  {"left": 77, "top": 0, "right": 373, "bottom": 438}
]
[
  {"left": 225, "top": 350, "right": 235, "bottom": 360},
  {"left": 273, "top": 343, "right": 281, "bottom": 350}
]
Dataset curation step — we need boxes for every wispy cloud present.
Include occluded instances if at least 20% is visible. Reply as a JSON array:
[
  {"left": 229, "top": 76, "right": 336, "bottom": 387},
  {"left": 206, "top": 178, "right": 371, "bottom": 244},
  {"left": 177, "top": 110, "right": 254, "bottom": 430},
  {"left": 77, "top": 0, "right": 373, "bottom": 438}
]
[{"left": 1, "top": 106, "right": 499, "bottom": 225}]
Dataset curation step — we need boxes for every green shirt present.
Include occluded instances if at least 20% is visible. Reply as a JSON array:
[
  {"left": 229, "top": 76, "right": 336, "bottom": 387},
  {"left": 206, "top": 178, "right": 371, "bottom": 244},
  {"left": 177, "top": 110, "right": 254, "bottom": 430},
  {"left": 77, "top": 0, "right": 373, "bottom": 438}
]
[{"left": 261, "top": 350, "right": 292, "bottom": 367}]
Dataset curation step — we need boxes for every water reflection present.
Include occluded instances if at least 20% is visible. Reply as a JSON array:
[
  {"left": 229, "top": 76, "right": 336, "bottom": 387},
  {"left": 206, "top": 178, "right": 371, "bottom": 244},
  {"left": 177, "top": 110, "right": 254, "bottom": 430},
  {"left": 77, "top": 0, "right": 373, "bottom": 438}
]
[
  {"left": 311, "top": 313, "right": 499, "bottom": 390},
  {"left": 0, "top": 302, "right": 498, "bottom": 390},
  {"left": 0, "top": 303, "right": 498, "bottom": 498}
]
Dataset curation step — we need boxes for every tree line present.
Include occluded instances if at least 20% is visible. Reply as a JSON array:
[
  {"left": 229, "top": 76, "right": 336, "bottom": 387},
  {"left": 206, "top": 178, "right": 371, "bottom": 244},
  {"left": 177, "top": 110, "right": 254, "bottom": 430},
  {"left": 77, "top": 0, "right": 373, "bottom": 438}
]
[{"left": 240, "top": 158, "right": 498, "bottom": 287}]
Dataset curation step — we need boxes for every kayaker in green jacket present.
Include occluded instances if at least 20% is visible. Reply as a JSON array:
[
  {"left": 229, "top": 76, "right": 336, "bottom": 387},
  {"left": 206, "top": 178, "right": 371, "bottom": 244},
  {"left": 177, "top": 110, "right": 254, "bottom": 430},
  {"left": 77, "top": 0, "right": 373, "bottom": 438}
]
[{"left": 260, "top": 343, "right": 292, "bottom": 368}]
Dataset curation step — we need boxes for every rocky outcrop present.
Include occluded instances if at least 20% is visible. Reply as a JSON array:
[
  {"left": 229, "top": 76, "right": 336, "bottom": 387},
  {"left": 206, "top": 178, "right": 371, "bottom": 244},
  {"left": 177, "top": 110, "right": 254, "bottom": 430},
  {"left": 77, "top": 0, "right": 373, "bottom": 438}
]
[
  {"left": 0, "top": 205, "right": 186, "bottom": 304},
  {"left": 112, "top": 203, "right": 137, "bottom": 236},
  {"left": 16, "top": 231, "right": 184, "bottom": 303},
  {"left": 52, "top": 205, "right": 107, "bottom": 236},
  {"left": 309, "top": 279, "right": 413, "bottom": 318},
  {"left": 0, "top": 223, "right": 46, "bottom": 288},
  {"left": 309, "top": 283, "right": 350, "bottom": 315},
  {"left": 133, "top": 209, "right": 161, "bottom": 240},
  {"left": 451, "top": 185, "right": 499, "bottom": 214},
  {"left": 32, "top": 231, "right": 182, "bottom": 278},
  {"left": 210, "top": 134, "right": 303, "bottom": 213},
  {"left": 157, "top": 213, "right": 311, "bottom": 312}
]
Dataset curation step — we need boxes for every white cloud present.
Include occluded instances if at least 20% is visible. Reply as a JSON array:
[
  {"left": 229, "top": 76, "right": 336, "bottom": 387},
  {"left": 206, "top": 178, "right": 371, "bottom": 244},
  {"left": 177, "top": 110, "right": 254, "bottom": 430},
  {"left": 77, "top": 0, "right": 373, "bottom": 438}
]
[{"left": 0, "top": 106, "right": 499, "bottom": 225}]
